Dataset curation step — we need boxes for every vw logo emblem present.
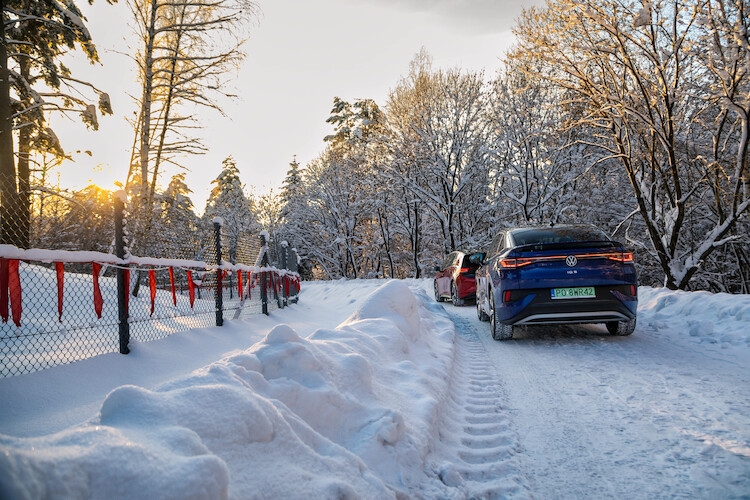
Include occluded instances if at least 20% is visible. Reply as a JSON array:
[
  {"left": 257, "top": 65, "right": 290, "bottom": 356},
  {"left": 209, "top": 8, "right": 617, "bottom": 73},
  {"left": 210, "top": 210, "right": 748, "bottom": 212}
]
[{"left": 565, "top": 255, "right": 578, "bottom": 267}]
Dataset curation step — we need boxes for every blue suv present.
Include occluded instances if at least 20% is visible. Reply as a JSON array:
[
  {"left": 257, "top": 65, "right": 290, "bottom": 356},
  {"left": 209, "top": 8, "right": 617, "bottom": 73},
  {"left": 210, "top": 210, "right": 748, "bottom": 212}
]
[{"left": 475, "top": 225, "right": 638, "bottom": 340}]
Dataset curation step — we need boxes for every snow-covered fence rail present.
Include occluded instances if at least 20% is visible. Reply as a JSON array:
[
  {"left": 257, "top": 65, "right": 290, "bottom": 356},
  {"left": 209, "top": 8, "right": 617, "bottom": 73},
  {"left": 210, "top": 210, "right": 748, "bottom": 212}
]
[{"left": 0, "top": 198, "right": 301, "bottom": 378}]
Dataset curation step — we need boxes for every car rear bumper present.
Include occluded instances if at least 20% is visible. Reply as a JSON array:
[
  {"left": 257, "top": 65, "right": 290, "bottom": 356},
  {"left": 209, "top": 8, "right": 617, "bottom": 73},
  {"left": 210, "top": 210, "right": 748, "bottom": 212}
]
[
  {"left": 498, "top": 286, "right": 637, "bottom": 325},
  {"left": 456, "top": 276, "right": 476, "bottom": 299}
]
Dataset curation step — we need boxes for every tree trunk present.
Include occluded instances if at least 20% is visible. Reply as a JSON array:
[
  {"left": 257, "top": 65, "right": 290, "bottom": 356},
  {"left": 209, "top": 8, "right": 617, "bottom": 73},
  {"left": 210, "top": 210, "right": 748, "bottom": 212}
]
[
  {"left": 0, "top": 0, "right": 19, "bottom": 246},
  {"left": 16, "top": 125, "right": 30, "bottom": 248}
]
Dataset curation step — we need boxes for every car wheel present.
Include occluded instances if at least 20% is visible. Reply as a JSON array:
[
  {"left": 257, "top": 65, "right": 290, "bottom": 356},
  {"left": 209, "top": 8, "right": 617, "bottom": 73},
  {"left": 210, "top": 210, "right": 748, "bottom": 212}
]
[
  {"left": 451, "top": 282, "right": 465, "bottom": 306},
  {"left": 606, "top": 317, "right": 636, "bottom": 336},
  {"left": 490, "top": 294, "right": 513, "bottom": 340},
  {"left": 477, "top": 296, "right": 489, "bottom": 322},
  {"left": 434, "top": 280, "right": 443, "bottom": 302}
]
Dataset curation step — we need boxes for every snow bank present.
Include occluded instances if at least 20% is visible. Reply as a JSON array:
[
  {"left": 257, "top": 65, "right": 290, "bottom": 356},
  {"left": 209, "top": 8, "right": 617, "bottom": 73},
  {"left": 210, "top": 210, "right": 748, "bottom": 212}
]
[
  {"left": 638, "top": 286, "right": 750, "bottom": 347},
  {"left": 0, "top": 280, "right": 459, "bottom": 499}
]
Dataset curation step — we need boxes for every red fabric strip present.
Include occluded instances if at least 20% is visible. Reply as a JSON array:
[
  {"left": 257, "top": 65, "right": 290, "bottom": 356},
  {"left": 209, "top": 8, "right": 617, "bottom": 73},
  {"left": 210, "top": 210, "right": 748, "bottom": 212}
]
[
  {"left": 92, "top": 263, "right": 103, "bottom": 319},
  {"left": 237, "top": 270, "right": 243, "bottom": 298},
  {"left": 169, "top": 267, "right": 176, "bottom": 306},
  {"left": 149, "top": 270, "right": 156, "bottom": 317},
  {"left": 8, "top": 260, "right": 22, "bottom": 327},
  {"left": 0, "top": 259, "right": 9, "bottom": 323},
  {"left": 187, "top": 270, "right": 195, "bottom": 308},
  {"left": 248, "top": 272, "right": 253, "bottom": 300},
  {"left": 285, "top": 276, "right": 290, "bottom": 296},
  {"left": 56, "top": 262, "right": 64, "bottom": 322}
]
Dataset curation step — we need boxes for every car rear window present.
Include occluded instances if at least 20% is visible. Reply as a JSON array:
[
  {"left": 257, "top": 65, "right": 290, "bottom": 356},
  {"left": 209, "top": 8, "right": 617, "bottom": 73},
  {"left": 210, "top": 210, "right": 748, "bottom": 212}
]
[
  {"left": 510, "top": 226, "right": 612, "bottom": 247},
  {"left": 461, "top": 254, "right": 479, "bottom": 268}
]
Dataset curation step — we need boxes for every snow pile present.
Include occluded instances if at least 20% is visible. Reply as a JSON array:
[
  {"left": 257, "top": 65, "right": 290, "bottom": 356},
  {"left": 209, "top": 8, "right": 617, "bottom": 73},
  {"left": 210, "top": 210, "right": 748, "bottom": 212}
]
[
  {"left": 638, "top": 286, "right": 750, "bottom": 347},
  {"left": 0, "top": 281, "right": 459, "bottom": 499}
]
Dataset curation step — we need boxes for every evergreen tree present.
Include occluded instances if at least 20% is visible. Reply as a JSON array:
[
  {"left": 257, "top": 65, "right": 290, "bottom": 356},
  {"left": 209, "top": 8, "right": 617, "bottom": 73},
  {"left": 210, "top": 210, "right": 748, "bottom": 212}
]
[
  {"left": 1, "top": 0, "right": 112, "bottom": 248},
  {"left": 203, "top": 156, "right": 257, "bottom": 263},
  {"left": 154, "top": 173, "right": 199, "bottom": 259},
  {"left": 0, "top": 0, "right": 112, "bottom": 246},
  {"left": 281, "top": 156, "right": 303, "bottom": 205}
]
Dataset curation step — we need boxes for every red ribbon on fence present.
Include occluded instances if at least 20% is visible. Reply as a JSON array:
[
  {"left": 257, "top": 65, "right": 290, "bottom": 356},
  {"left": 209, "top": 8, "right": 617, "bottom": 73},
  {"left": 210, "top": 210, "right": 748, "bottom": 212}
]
[
  {"left": 237, "top": 270, "right": 243, "bottom": 298},
  {"left": 285, "top": 275, "right": 290, "bottom": 296},
  {"left": 169, "top": 267, "right": 176, "bottom": 306},
  {"left": 124, "top": 268, "right": 130, "bottom": 317},
  {"left": 149, "top": 270, "right": 156, "bottom": 316},
  {"left": 0, "top": 259, "right": 9, "bottom": 323},
  {"left": 92, "top": 263, "right": 103, "bottom": 319},
  {"left": 56, "top": 262, "right": 64, "bottom": 322},
  {"left": 8, "top": 259, "right": 21, "bottom": 327},
  {"left": 187, "top": 270, "right": 195, "bottom": 308},
  {"left": 248, "top": 272, "right": 254, "bottom": 300}
]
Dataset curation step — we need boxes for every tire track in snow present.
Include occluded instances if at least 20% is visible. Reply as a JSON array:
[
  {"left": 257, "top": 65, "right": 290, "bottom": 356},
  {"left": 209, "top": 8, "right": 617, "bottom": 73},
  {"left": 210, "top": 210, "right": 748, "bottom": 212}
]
[
  {"left": 427, "top": 307, "right": 531, "bottom": 499},
  {"left": 466, "top": 312, "right": 750, "bottom": 499}
]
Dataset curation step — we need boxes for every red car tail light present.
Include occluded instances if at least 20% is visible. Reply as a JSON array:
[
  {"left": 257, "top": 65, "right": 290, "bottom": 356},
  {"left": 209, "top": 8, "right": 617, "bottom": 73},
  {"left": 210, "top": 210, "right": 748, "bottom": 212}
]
[
  {"left": 503, "top": 290, "right": 511, "bottom": 302},
  {"left": 606, "top": 252, "right": 634, "bottom": 263},
  {"left": 498, "top": 258, "right": 533, "bottom": 269}
]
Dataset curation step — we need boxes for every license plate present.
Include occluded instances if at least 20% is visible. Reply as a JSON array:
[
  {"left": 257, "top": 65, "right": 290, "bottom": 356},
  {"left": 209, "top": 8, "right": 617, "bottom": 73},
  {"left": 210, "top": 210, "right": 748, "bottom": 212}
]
[{"left": 551, "top": 287, "right": 595, "bottom": 299}]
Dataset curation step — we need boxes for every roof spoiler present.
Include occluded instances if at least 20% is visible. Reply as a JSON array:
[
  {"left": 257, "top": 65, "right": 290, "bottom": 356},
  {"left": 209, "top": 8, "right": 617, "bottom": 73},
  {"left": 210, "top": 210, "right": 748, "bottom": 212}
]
[{"left": 513, "top": 240, "right": 621, "bottom": 253}]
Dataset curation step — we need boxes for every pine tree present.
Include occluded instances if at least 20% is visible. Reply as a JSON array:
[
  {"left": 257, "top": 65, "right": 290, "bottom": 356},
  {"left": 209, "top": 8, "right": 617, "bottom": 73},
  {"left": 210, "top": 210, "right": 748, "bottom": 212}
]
[
  {"left": 155, "top": 173, "right": 199, "bottom": 259},
  {"left": 281, "top": 156, "right": 303, "bottom": 204},
  {"left": 1, "top": 0, "right": 112, "bottom": 247},
  {"left": 203, "top": 156, "right": 257, "bottom": 263}
]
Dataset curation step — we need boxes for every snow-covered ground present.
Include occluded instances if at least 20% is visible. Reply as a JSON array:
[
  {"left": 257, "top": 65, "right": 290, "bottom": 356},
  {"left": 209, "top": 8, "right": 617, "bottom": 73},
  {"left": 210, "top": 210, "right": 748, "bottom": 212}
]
[{"left": 0, "top": 279, "right": 748, "bottom": 498}]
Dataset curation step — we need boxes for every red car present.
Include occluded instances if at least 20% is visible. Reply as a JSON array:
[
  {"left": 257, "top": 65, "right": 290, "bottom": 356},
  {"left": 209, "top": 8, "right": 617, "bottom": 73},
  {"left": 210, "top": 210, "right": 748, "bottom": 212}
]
[{"left": 434, "top": 251, "right": 483, "bottom": 306}]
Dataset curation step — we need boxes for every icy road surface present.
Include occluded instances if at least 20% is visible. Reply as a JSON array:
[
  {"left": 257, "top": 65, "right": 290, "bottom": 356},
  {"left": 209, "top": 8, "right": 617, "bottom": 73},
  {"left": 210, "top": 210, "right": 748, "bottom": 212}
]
[{"left": 442, "top": 300, "right": 750, "bottom": 499}]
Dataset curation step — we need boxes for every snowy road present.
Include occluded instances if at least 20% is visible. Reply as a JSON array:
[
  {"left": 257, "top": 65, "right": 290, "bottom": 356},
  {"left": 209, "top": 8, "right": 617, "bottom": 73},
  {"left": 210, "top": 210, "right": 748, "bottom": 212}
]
[
  {"left": 1, "top": 279, "right": 748, "bottom": 499},
  {"left": 442, "top": 300, "right": 750, "bottom": 499}
]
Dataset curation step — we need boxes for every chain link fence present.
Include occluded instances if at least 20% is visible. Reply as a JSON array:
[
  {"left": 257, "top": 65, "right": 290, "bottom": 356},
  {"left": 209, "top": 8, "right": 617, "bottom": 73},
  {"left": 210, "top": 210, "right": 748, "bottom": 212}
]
[{"left": 0, "top": 192, "right": 301, "bottom": 378}]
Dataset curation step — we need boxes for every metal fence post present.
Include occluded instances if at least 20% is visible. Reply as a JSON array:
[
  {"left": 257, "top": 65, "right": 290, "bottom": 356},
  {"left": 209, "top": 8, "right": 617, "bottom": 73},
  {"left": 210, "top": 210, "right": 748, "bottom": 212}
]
[
  {"left": 291, "top": 247, "right": 299, "bottom": 304},
  {"left": 114, "top": 194, "right": 130, "bottom": 354},
  {"left": 280, "top": 241, "right": 288, "bottom": 307},
  {"left": 214, "top": 221, "right": 223, "bottom": 326},
  {"left": 260, "top": 233, "right": 268, "bottom": 315}
]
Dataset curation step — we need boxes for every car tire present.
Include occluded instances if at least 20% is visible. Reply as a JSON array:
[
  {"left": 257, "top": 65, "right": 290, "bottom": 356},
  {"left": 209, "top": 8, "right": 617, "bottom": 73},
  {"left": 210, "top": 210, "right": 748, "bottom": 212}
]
[
  {"left": 434, "top": 281, "right": 443, "bottom": 302},
  {"left": 477, "top": 297, "right": 489, "bottom": 322},
  {"left": 451, "top": 282, "right": 465, "bottom": 306},
  {"left": 490, "top": 294, "right": 513, "bottom": 340},
  {"left": 606, "top": 317, "right": 636, "bottom": 336}
]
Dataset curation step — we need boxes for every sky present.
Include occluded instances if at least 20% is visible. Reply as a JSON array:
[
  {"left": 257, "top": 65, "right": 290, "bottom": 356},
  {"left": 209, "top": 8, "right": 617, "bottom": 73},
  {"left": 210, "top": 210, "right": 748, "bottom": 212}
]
[{"left": 52, "top": 0, "right": 542, "bottom": 213}]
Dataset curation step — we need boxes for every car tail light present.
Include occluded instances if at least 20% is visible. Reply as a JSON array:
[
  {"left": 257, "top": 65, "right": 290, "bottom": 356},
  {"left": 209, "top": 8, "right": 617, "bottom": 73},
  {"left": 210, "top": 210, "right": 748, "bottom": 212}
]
[
  {"left": 607, "top": 252, "right": 634, "bottom": 263},
  {"left": 503, "top": 290, "right": 511, "bottom": 302},
  {"left": 630, "top": 285, "right": 636, "bottom": 296},
  {"left": 498, "top": 258, "right": 533, "bottom": 269}
]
